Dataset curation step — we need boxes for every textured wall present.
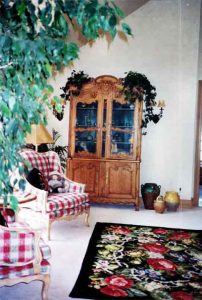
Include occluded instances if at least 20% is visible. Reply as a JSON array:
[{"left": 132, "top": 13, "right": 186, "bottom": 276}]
[
  {"left": 199, "top": 1, "right": 202, "bottom": 79},
  {"left": 47, "top": 0, "right": 201, "bottom": 200}
]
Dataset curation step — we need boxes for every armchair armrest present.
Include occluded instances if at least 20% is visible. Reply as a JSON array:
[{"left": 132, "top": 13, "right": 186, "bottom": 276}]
[
  {"left": 0, "top": 224, "right": 42, "bottom": 271},
  {"left": 65, "top": 178, "right": 86, "bottom": 193},
  {"left": 23, "top": 179, "right": 48, "bottom": 214}
]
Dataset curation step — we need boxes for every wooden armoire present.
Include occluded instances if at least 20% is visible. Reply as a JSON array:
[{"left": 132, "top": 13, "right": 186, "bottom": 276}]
[{"left": 67, "top": 75, "right": 143, "bottom": 209}]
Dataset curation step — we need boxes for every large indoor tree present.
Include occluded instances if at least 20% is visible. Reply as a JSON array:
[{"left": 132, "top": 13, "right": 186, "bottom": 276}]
[{"left": 0, "top": 0, "right": 132, "bottom": 208}]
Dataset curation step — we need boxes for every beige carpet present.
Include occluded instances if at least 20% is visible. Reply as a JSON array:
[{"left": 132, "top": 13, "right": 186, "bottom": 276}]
[{"left": 0, "top": 204, "right": 202, "bottom": 300}]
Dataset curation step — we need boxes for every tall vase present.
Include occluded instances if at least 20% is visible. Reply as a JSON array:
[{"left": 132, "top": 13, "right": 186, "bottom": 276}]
[{"left": 141, "top": 183, "right": 161, "bottom": 210}]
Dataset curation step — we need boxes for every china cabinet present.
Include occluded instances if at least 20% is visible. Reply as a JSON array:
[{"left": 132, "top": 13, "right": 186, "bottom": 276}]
[{"left": 67, "top": 75, "right": 143, "bottom": 209}]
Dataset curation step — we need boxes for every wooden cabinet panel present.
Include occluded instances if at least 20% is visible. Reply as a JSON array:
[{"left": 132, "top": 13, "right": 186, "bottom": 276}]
[
  {"left": 67, "top": 159, "right": 99, "bottom": 197},
  {"left": 106, "top": 162, "right": 135, "bottom": 199}
]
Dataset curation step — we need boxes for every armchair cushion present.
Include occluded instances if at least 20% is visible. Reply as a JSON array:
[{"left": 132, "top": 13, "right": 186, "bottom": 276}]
[
  {"left": 0, "top": 223, "right": 51, "bottom": 279},
  {"left": 0, "top": 260, "right": 50, "bottom": 280},
  {"left": 0, "top": 224, "right": 51, "bottom": 265},
  {"left": 49, "top": 202, "right": 90, "bottom": 220},
  {"left": 21, "top": 149, "right": 62, "bottom": 180},
  {"left": 47, "top": 192, "right": 89, "bottom": 212},
  {"left": 0, "top": 229, "right": 35, "bottom": 264}
]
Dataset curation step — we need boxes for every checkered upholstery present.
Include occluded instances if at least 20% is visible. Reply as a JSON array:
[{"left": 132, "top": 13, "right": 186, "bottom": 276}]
[
  {"left": 21, "top": 149, "right": 62, "bottom": 180},
  {"left": 0, "top": 228, "right": 35, "bottom": 264},
  {"left": 19, "top": 149, "right": 90, "bottom": 239},
  {"left": 49, "top": 203, "right": 90, "bottom": 220},
  {"left": 0, "top": 223, "right": 51, "bottom": 280},
  {"left": 20, "top": 149, "right": 84, "bottom": 193},
  {"left": 0, "top": 224, "right": 51, "bottom": 265},
  {"left": 47, "top": 193, "right": 89, "bottom": 212},
  {"left": 0, "top": 260, "right": 50, "bottom": 279}
]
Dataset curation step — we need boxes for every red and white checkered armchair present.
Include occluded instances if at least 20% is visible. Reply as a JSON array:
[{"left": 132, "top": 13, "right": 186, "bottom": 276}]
[
  {"left": 19, "top": 149, "right": 90, "bottom": 240},
  {"left": 0, "top": 217, "right": 51, "bottom": 300}
]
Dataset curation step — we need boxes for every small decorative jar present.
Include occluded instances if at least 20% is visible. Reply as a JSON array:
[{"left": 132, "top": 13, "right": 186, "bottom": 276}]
[
  {"left": 141, "top": 183, "right": 161, "bottom": 210},
  {"left": 154, "top": 196, "right": 166, "bottom": 213},
  {"left": 164, "top": 191, "right": 180, "bottom": 212}
]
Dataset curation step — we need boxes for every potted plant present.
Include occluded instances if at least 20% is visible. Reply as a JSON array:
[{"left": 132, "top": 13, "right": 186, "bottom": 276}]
[
  {"left": 0, "top": 0, "right": 131, "bottom": 209},
  {"left": 61, "top": 70, "right": 164, "bottom": 131}
]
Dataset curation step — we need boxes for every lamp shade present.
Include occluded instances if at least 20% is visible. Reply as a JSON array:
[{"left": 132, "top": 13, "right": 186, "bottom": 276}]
[{"left": 26, "top": 124, "right": 54, "bottom": 148}]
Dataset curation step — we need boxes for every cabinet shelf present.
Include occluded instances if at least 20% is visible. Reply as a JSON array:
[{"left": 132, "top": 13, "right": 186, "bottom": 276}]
[
  {"left": 113, "top": 108, "right": 134, "bottom": 111},
  {"left": 77, "top": 108, "right": 97, "bottom": 110},
  {"left": 76, "top": 126, "right": 97, "bottom": 128},
  {"left": 76, "top": 140, "right": 96, "bottom": 143},
  {"left": 112, "top": 142, "right": 132, "bottom": 144},
  {"left": 112, "top": 126, "right": 133, "bottom": 129}
]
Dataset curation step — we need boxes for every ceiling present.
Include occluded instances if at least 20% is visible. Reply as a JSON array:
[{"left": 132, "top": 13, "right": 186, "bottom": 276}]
[{"left": 114, "top": 0, "right": 149, "bottom": 16}]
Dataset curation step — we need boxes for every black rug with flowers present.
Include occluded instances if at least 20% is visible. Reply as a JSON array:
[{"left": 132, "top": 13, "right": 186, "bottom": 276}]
[{"left": 69, "top": 222, "right": 202, "bottom": 300}]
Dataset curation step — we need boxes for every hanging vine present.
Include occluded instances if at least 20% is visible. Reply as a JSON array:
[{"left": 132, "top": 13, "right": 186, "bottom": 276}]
[{"left": 60, "top": 70, "right": 164, "bottom": 130}]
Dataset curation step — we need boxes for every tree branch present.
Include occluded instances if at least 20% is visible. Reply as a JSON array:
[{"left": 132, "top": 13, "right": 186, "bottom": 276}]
[{"left": 0, "top": 62, "right": 13, "bottom": 69}]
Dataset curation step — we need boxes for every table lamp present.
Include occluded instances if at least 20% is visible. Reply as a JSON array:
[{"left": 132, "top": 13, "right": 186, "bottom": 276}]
[{"left": 25, "top": 124, "right": 54, "bottom": 151}]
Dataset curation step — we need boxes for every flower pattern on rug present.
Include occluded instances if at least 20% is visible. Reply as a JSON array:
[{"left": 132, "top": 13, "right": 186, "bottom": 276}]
[{"left": 88, "top": 225, "right": 202, "bottom": 299}]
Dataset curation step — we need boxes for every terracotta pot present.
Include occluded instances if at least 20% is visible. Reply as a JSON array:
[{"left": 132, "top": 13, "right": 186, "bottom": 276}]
[
  {"left": 141, "top": 183, "right": 161, "bottom": 210},
  {"left": 154, "top": 196, "right": 166, "bottom": 213},
  {"left": 164, "top": 191, "right": 180, "bottom": 212}
]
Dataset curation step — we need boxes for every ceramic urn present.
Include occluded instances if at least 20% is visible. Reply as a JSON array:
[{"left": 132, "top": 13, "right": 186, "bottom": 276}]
[
  {"left": 154, "top": 196, "right": 166, "bottom": 213},
  {"left": 141, "top": 183, "right": 161, "bottom": 210},
  {"left": 164, "top": 191, "right": 180, "bottom": 212}
]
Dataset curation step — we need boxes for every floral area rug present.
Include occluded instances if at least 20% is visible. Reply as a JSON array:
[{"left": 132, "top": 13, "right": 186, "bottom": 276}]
[{"left": 69, "top": 222, "right": 202, "bottom": 300}]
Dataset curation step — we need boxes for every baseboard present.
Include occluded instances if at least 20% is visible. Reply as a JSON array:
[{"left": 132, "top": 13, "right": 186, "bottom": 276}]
[
  {"left": 140, "top": 197, "right": 193, "bottom": 209},
  {"left": 180, "top": 198, "right": 193, "bottom": 209}
]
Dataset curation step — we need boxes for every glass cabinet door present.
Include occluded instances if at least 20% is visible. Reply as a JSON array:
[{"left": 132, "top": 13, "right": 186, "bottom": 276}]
[
  {"left": 112, "top": 101, "right": 134, "bottom": 129},
  {"left": 75, "top": 101, "right": 98, "bottom": 157},
  {"left": 75, "top": 130, "right": 97, "bottom": 155},
  {"left": 109, "top": 100, "right": 135, "bottom": 158},
  {"left": 76, "top": 102, "right": 97, "bottom": 128}
]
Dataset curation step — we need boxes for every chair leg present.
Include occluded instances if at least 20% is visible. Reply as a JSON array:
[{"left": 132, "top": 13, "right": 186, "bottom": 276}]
[
  {"left": 41, "top": 274, "right": 50, "bottom": 300},
  {"left": 47, "top": 221, "right": 51, "bottom": 241},
  {"left": 85, "top": 210, "right": 90, "bottom": 227}
]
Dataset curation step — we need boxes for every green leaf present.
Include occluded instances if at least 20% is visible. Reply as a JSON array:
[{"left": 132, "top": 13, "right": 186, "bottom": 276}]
[
  {"left": 151, "top": 289, "right": 173, "bottom": 300},
  {"left": 9, "top": 195, "right": 18, "bottom": 212},
  {"left": 112, "top": 4, "right": 125, "bottom": 18},
  {"left": 53, "top": 95, "right": 61, "bottom": 104},
  {"left": 17, "top": 1, "right": 26, "bottom": 16},
  {"left": 1, "top": 103, "right": 11, "bottom": 118},
  {"left": 46, "top": 84, "right": 54, "bottom": 93},
  {"left": 128, "top": 288, "right": 147, "bottom": 297},
  {"left": 109, "top": 15, "right": 117, "bottom": 28},
  {"left": 45, "top": 63, "right": 52, "bottom": 75},
  {"left": 110, "top": 27, "right": 117, "bottom": 40},
  {"left": 122, "top": 23, "right": 133, "bottom": 36},
  {"left": 18, "top": 178, "right": 26, "bottom": 191}
]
